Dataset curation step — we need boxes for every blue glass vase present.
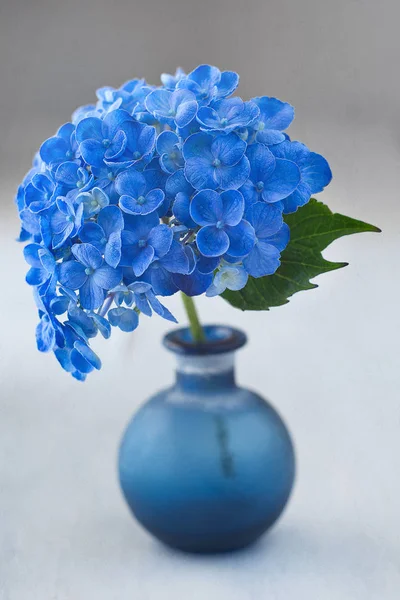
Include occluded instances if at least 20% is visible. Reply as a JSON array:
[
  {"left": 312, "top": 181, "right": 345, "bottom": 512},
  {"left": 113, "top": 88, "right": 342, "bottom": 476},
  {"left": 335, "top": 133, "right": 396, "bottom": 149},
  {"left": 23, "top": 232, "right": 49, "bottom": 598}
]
[{"left": 118, "top": 325, "right": 295, "bottom": 554}]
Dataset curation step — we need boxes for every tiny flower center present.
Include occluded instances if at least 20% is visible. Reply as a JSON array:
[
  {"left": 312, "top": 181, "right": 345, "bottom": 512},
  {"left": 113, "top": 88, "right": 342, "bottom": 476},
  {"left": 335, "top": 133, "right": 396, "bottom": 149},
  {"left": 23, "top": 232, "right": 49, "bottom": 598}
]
[
  {"left": 256, "top": 181, "right": 264, "bottom": 192},
  {"left": 212, "top": 158, "right": 221, "bottom": 168},
  {"left": 168, "top": 108, "right": 175, "bottom": 116},
  {"left": 107, "top": 172, "right": 115, "bottom": 181},
  {"left": 100, "top": 237, "right": 107, "bottom": 245},
  {"left": 133, "top": 151, "right": 141, "bottom": 159},
  {"left": 102, "top": 138, "right": 111, "bottom": 148},
  {"left": 220, "top": 118, "right": 229, "bottom": 127},
  {"left": 257, "top": 121, "right": 265, "bottom": 131},
  {"left": 137, "top": 195, "right": 146, "bottom": 205},
  {"left": 170, "top": 151, "right": 177, "bottom": 160},
  {"left": 76, "top": 180, "right": 84, "bottom": 189},
  {"left": 66, "top": 215, "right": 74, "bottom": 222},
  {"left": 221, "top": 272, "right": 230, "bottom": 283},
  {"left": 216, "top": 220, "right": 224, "bottom": 230},
  {"left": 138, "top": 239, "right": 147, "bottom": 248},
  {"left": 91, "top": 199, "right": 98, "bottom": 207},
  {"left": 66, "top": 150, "right": 73, "bottom": 159},
  {"left": 84, "top": 267, "right": 94, "bottom": 275}
]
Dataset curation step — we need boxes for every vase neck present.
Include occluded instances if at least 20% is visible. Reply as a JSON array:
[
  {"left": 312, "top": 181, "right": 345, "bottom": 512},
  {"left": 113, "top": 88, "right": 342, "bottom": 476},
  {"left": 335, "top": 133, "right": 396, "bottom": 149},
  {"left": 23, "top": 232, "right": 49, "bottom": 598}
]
[{"left": 175, "top": 352, "right": 236, "bottom": 391}]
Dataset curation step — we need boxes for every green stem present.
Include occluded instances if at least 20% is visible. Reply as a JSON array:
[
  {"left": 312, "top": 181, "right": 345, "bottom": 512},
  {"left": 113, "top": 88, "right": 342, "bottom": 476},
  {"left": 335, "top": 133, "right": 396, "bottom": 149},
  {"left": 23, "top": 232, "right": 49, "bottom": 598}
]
[{"left": 181, "top": 293, "right": 205, "bottom": 343}]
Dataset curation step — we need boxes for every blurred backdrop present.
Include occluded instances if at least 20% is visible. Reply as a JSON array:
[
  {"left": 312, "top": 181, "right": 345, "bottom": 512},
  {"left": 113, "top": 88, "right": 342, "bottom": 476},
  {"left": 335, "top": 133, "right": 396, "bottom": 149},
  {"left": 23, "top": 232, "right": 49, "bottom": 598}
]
[{"left": 0, "top": 1, "right": 399, "bottom": 599}]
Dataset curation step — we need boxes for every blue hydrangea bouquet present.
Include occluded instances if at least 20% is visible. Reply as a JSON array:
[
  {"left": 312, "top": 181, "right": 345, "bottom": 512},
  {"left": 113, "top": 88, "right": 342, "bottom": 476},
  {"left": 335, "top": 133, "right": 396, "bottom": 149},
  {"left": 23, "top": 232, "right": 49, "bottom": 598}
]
[{"left": 15, "top": 64, "right": 379, "bottom": 380}]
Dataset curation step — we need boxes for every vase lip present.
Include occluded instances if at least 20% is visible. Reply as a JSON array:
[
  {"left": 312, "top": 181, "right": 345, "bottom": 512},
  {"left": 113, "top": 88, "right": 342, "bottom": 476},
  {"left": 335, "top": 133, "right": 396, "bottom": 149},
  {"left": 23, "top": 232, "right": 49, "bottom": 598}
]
[{"left": 163, "top": 324, "right": 247, "bottom": 356}]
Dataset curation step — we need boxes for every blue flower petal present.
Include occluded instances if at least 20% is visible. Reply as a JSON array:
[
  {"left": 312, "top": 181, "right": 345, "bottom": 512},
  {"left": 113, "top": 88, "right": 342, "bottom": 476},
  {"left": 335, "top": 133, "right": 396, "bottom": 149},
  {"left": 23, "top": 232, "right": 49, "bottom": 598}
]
[
  {"left": 256, "top": 130, "right": 286, "bottom": 145},
  {"left": 75, "top": 117, "right": 103, "bottom": 143},
  {"left": 211, "top": 132, "right": 246, "bottom": 166},
  {"left": 104, "top": 231, "right": 122, "bottom": 268},
  {"left": 148, "top": 224, "right": 173, "bottom": 258},
  {"left": 132, "top": 291, "right": 152, "bottom": 316},
  {"left": 216, "top": 156, "right": 250, "bottom": 190},
  {"left": 197, "top": 254, "right": 220, "bottom": 274},
  {"left": 68, "top": 304, "right": 97, "bottom": 338},
  {"left": 190, "top": 189, "right": 221, "bottom": 225},
  {"left": 36, "top": 315, "right": 56, "bottom": 352},
  {"left": 196, "top": 226, "right": 229, "bottom": 257},
  {"left": 253, "top": 96, "right": 294, "bottom": 130},
  {"left": 119, "top": 188, "right": 164, "bottom": 215},
  {"left": 90, "top": 312, "right": 111, "bottom": 339},
  {"left": 92, "top": 264, "right": 121, "bottom": 289},
  {"left": 103, "top": 109, "right": 133, "bottom": 138},
  {"left": 145, "top": 89, "right": 171, "bottom": 117},
  {"left": 74, "top": 340, "right": 102, "bottom": 370},
  {"left": 160, "top": 239, "right": 190, "bottom": 273},
  {"left": 196, "top": 106, "right": 220, "bottom": 129},
  {"left": 97, "top": 205, "right": 124, "bottom": 237},
  {"left": 216, "top": 71, "right": 239, "bottom": 98},
  {"left": 72, "top": 243, "right": 103, "bottom": 269},
  {"left": 147, "top": 291, "right": 178, "bottom": 322},
  {"left": 70, "top": 348, "right": 94, "bottom": 374},
  {"left": 247, "top": 143, "right": 276, "bottom": 182},
  {"left": 115, "top": 169, "right": 146, "bottom": 198},
  {"left": 108, "top": 307, "right": 139, "bottom": 332},
  {"left": 172, "top": 192, "right": 196, "bottom": 228},
  {"left": 144, "top": 264, "right": 178, "bottom": 296},
  {"left": 79, "top": 222, "right": 105, "bottom": 251},
  {"left": 80, "top": 139, "right": 106, "bottom": 167},
  {"left": 174, "top": 97, "right": 198, "bottom": 129},
  {"left": 264, "top": 222, "right": 290, "bottom": 252},
  {"left": 302, "top": 152, "right": 332, "bottom": 193},
  {"left": 55, "top": 161, "right": 80, "bottom": 187},
  {"left": 52, "top": 223, "right": 74, "bottom": 250},
  {"left": 23, "top": 243, "right": 43, "bottom": 268},
  {"left": 281, "top": 182, "right": 311, "bottom": 214},
  {"left": 173, "top": 269, "right": 213, "bottom": 296},
  {"left": 79, "top": 277, "right": 105, "bottom": 310},
  {"left": 261, "top": 158, "right": 301, "bottom": 203},
  {"left": 58, "top": 260, "right": 87, "bottom": 289},
  {"left": 182, "top": 132, "right": 213, "bottom": 161},
  {"left": 26, "top": 267, "right": 48, "bottom": 286},
  {"left": 105, "top": 130, "right": 127, "bottom": 161},
  {"left": 206, "top": 265, "right": 248, "bottom": 297},
  {"left": 156, "top": 130, "right": 178, "bottom": 155},
  {"left": 165, "top": 169, "right": 193, "bottom": 199},
  {"left": 243, "top": 241, "right": 281, "bottom": 277},
  {"left": 40, "top": 137, "right": 70, "bottom": 166},
  {"left": 220, "top": 189, "right": 244, "bottom": 226},
  {"left": 132, "top": 245, "right": 155, "bottom": 276},
  {"left": 184, "top": 158, "right": 216, "bottom": 191},
  {"left": 160, "top": 153, "right": 182, "bottom": 174},
  {"left": 225, "top": 220, "right": 255, "bottom": 257},
  {"left": 248, "top": 202, "right": 283, "bottom": 238}
]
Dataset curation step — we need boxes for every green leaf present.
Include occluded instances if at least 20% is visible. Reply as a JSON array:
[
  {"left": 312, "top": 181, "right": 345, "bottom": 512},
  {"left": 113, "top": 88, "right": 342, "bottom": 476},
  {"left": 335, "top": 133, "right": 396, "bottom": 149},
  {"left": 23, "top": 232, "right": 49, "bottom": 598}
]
[{"left": 222, "top": 199, "right": 380, "bottom": 311}]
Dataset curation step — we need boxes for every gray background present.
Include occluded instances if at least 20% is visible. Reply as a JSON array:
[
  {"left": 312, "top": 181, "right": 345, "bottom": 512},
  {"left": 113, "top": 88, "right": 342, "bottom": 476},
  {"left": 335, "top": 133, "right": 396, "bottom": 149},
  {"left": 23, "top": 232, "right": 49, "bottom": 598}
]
[{"left": 0, "top": 0, "right": 399, "bottom": 598}]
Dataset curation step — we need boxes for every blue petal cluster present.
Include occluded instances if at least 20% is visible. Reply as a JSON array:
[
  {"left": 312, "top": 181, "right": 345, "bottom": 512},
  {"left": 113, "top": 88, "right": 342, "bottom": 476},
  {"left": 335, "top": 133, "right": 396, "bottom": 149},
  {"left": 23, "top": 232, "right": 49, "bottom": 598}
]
[{"left": 15, "top": 64, "right": 332, "bottom": 379}]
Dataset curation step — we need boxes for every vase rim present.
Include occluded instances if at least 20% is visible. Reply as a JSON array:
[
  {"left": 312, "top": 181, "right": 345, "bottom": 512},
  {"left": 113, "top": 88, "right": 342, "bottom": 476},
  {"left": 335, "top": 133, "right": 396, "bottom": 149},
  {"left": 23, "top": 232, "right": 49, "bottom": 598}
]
[{"left": 163, "top": 325, "right": 247, "bottom": 356}]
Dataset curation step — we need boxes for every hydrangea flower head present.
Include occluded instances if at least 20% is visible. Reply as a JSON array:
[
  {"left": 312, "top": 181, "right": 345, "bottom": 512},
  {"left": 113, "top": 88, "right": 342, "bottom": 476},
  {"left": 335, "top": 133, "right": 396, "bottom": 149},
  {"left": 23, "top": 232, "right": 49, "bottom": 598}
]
[{"left": 15, "top": 64, "right": 332, "bottom": 379}]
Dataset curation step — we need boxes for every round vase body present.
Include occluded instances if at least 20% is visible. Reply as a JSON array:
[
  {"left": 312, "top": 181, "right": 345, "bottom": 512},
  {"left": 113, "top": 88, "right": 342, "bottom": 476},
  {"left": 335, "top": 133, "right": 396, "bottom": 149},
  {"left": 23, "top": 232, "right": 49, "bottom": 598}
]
[{"left": 118, "top": 326, "right": 295, "bottom": 554}]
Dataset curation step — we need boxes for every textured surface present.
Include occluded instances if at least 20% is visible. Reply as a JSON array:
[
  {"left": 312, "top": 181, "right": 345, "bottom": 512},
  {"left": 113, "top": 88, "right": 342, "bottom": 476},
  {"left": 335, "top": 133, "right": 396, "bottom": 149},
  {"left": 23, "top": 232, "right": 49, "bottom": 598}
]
[
  {"left": 118, "top": 352, "right": 295, "bottom": 553},
  {"left": 1, "top": 0, "right": 400, "bottom": 598}
]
